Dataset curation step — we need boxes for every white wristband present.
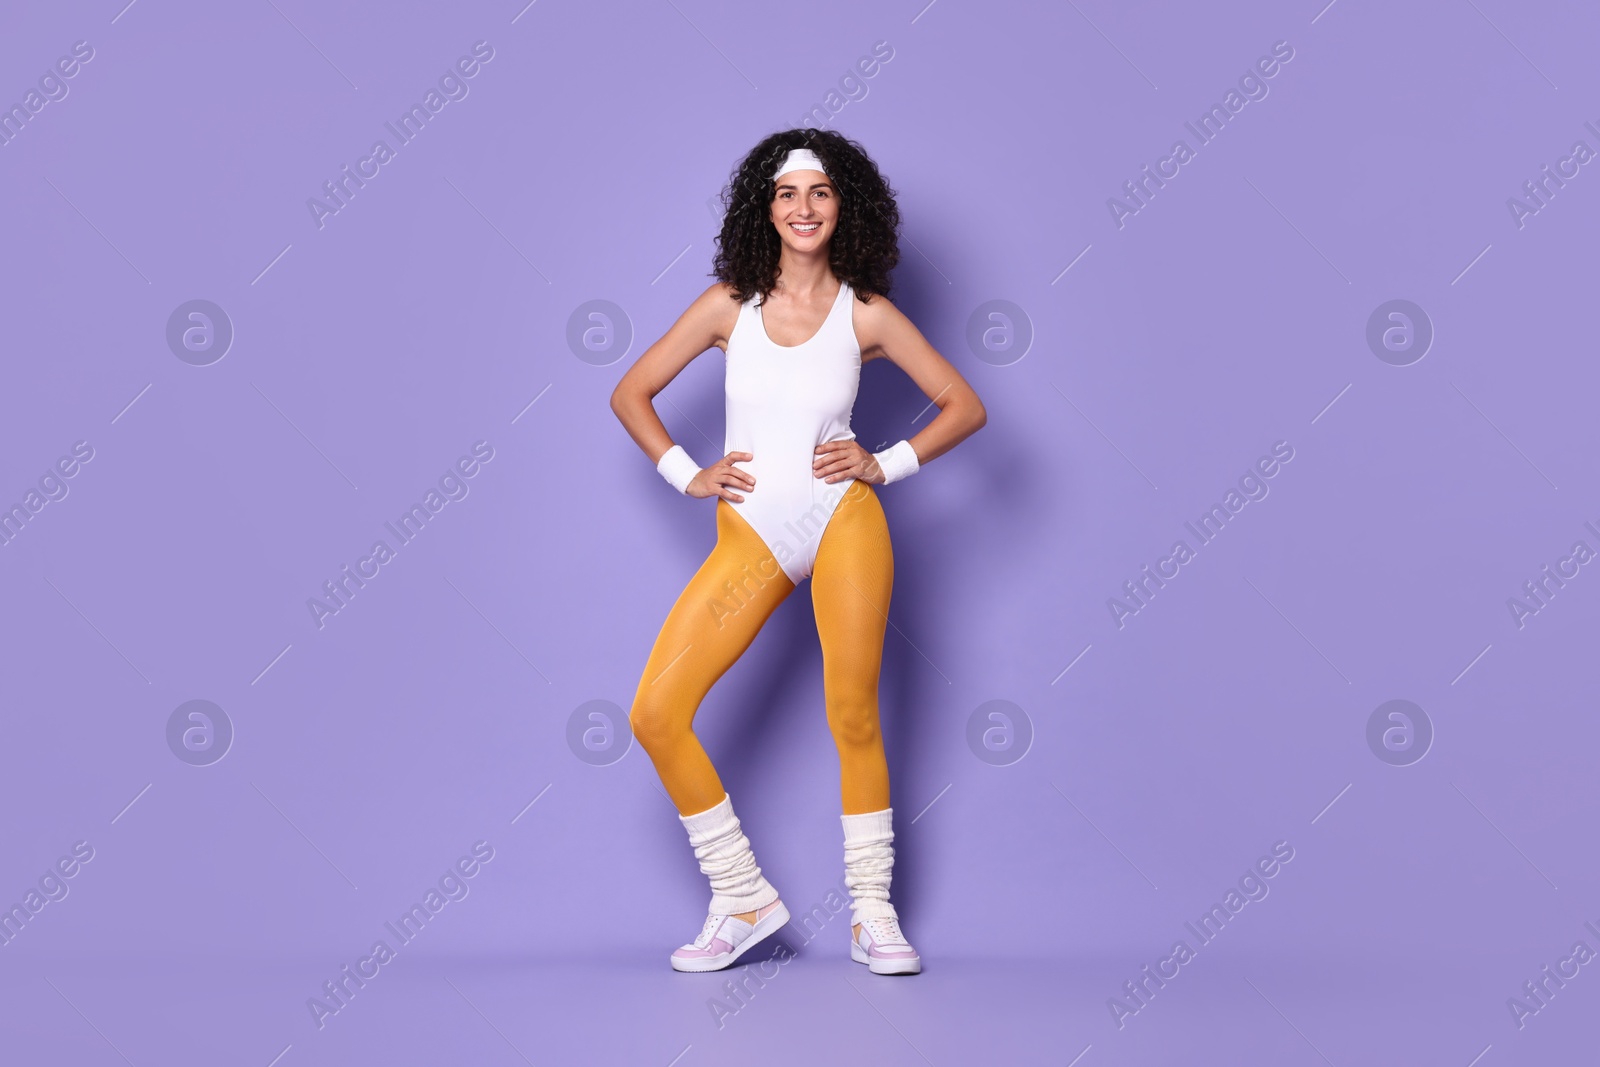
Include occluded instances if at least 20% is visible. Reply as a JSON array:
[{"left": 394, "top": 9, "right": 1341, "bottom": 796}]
[
  {"left": 655, "top": 444, "right": 702, "bottom": 494},
  {"left": 873, "top": 439, "right": 920, "bottom": 484}
]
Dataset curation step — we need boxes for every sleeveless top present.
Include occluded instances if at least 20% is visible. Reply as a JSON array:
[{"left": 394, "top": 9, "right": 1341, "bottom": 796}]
[{"left": 722, "top": 280, "right": 863, "bottom": 584}]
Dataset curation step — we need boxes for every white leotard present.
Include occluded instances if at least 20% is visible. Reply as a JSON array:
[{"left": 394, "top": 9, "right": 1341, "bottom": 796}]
[{"left": 724, "top": 279, "right": 862, "bottom": 585}]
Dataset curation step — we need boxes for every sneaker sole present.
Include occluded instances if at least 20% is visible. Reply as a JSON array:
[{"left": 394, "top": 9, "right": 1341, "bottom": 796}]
[
  {"left": 670, "top": 901, "right": 792, "bottom": 973},
  {"left": 851, "top": 939, "right": 922, "bottom": 975}
]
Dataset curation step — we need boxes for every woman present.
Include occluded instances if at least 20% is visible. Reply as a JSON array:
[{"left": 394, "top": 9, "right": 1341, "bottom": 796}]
[{"left": 610, "top": 129, "right": 986, "bottom": 976}]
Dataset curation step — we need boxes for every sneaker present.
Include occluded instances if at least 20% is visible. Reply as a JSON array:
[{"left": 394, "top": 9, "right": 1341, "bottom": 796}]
[
  {"left": 670, "top": 899, "right": 791, "bottom": 972},
  {"left": 850, "top": 916, "right": 921, "bottom": 975}
]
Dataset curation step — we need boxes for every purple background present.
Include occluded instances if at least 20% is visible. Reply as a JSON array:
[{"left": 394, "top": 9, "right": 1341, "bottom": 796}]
[{"left": 2, "top": 0, "right": 1596, "bottom": 1063}]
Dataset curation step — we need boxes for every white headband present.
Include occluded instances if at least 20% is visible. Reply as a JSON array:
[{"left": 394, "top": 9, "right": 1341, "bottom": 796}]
[{"left": 772, "top": 148, "right": 828, "bottom": 183}]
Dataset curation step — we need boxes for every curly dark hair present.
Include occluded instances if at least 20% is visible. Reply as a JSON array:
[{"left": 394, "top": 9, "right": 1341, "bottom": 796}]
[{"left": 710, "top": 128, "right": 901, "bottom": 305}]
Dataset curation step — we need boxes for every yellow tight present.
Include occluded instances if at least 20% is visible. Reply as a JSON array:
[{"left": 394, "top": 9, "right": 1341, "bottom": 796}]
[{"left": 629, "top": 479, "right": 894, "bottom": 818}]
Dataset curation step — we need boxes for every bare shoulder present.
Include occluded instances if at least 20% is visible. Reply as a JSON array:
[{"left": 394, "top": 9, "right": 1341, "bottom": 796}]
[
  {"left": 690, "top": 280, "right": 744, "bottom": 352},
  {"left": 851, "top": 290, "right": 911, "bottom": 364}
]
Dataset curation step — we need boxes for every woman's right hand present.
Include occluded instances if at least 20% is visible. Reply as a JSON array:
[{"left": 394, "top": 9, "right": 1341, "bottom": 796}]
[{"left": 689, "top": 451, "right": 755, "bottom": 502}]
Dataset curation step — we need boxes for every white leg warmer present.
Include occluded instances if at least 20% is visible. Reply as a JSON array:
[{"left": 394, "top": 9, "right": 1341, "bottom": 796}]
[
  {"left": 678, "top": 792, "right": 781, "bottom": 914},
  {"left": 842, "top": 807, "right": 900, "bottom": 926}
]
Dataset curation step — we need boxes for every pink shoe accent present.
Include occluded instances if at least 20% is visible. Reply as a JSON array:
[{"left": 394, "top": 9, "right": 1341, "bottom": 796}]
[
  {"left": 851, "top": 916, "right": 921, "bottom": 975},
  {"left": 670, "top": 899, "right": 790, "bottom": 973},
  {"left": 672, "top": 929, "right": 736, "bottom": 960}
]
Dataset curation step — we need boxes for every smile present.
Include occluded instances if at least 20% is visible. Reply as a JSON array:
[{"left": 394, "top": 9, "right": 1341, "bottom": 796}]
[{"left": 790, "top": 222, "right": 821, "bottom": 235}]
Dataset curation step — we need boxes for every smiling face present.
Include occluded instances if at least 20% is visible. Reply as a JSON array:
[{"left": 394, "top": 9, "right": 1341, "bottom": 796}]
[{"left": 770, "top": 169, "right": 838, "bottom": 253}]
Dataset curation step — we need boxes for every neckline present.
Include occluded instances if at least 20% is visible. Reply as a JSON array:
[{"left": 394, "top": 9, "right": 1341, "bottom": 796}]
[{"left": 756, "top": 282, "right": 848, "bottom": 350}]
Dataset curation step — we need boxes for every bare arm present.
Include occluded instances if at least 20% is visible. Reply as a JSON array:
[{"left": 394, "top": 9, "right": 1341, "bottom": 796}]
[
  {"left": 814, "top": 293, "right": 988, "bottom": 484},
  {"left": 609, "top": 282, "right": 756, "bottom": 502}
]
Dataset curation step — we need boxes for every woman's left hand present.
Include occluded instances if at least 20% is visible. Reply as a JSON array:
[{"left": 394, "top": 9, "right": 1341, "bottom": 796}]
[{"left": 813, "top": 439, "right": 883, "bottom": 484}]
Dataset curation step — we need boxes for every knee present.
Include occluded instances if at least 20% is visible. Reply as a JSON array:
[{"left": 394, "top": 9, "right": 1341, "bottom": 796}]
[
  {"left": 826, "top": 696, "right": 881, "bottom": 750},
  {"left": 629, "top": 698, "right": 691, "bottom": 754}
]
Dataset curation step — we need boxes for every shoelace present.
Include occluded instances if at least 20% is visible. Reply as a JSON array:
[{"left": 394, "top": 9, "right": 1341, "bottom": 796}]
[
  {"left": 863, "top": 916, "right": 908, "bottom": 946},
  {"left": 692, "top": 914, "right": 724, "bottom": 948}
]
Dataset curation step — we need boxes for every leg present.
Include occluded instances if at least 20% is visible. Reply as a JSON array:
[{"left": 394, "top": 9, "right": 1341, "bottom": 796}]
[
  {"left": 810, "top": 479, "right": 893, "bottom": 815},
  {"left": 629, "top": 499, "right": 796, "bottom": 817},
  {"left": 634, "top": 502, "right": 797, "bottom": 935},
  {"left": 812, "top": 482, "right": 919, "bottom": 972},
  {"left": 631, "top": 504, "right": 802, "bottom": 965}
]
